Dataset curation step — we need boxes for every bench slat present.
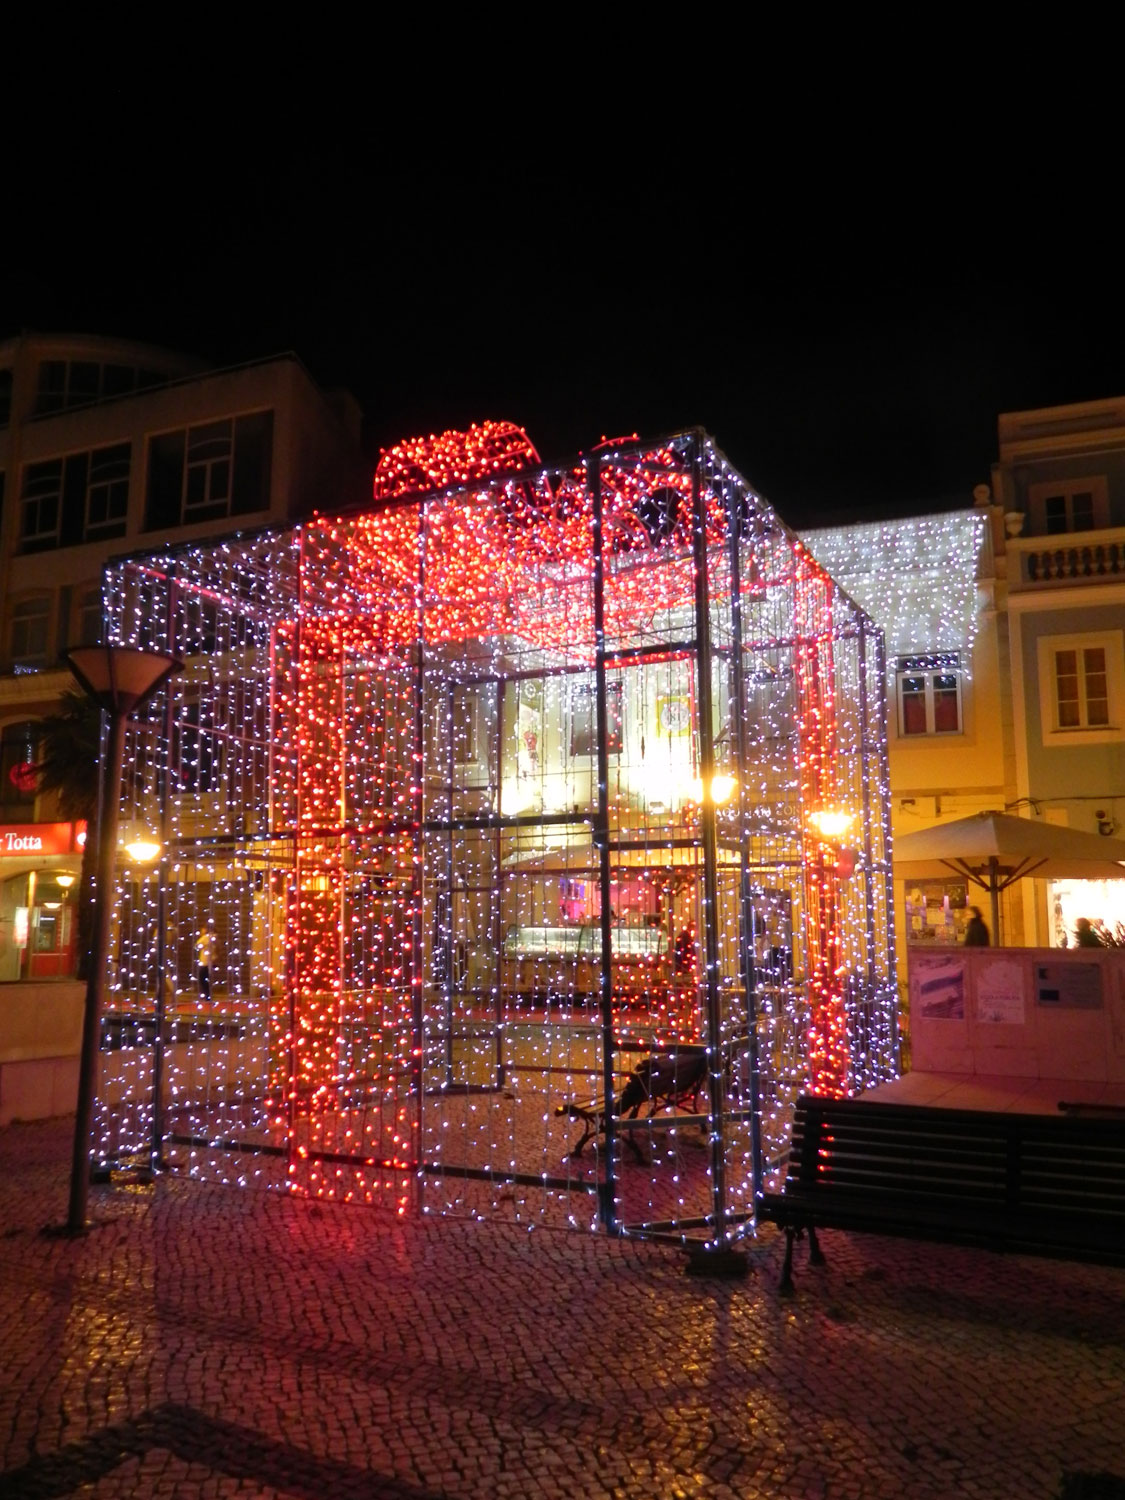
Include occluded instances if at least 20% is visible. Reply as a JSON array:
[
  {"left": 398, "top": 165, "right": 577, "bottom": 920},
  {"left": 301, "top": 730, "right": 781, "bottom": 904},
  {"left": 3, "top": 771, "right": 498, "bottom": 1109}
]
[{"left": 758, "top": 1092, "right": 1125, "bottom": 1288}]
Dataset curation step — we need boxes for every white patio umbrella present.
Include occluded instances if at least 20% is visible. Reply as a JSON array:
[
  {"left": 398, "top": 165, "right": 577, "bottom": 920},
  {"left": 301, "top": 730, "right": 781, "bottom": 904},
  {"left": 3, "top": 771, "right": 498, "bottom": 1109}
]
[{"left": 893, "top": 810, "right": 1125, "bottom": 943}]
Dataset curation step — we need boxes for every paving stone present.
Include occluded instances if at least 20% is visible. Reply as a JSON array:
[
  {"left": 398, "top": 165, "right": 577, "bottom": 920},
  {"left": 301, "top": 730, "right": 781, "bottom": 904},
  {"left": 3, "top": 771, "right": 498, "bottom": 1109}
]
[{"left": 1, "top": 1115, "right": 1124, "bottom": 1497}]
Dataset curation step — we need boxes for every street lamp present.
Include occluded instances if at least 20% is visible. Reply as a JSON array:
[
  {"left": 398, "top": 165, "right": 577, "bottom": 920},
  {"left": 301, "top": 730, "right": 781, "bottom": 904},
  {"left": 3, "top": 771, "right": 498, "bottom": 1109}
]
[{"left": 63, "top": 644, "right": 182, "bottom": 1235}]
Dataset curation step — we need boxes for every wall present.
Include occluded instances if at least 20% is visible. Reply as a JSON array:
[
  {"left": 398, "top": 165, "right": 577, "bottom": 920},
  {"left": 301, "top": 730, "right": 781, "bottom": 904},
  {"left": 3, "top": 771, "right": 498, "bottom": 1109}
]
[
  {"left": 0, "top": 980, "right": 84, "bottom": 1123},
  {"left": 909, "top": 946, "right": 1125, "bottom": 1083}
]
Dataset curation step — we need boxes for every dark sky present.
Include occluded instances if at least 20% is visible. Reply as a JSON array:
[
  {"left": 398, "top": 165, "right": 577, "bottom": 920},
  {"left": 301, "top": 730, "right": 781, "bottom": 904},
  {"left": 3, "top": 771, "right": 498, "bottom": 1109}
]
[{"left": 7, "top": 141, "right": 1125, "bottom": 531}]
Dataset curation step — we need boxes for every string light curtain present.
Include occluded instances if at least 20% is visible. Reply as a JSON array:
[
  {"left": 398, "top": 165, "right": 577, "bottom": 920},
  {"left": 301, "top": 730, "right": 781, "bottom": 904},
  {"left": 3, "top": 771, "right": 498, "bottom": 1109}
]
[{"left": 92, "top": 428, "right": 897, "bottom": 1251}]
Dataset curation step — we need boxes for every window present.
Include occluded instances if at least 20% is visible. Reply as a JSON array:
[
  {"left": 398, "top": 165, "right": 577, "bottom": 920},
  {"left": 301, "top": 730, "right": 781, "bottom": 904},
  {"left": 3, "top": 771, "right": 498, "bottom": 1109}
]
[
  {"left": 34, "top": 359, "right": 168, "bottom": 415},
  {"left": 1055, "top": 646, "right": 1108, "bottom": 727},
  {"left": 145, "top": 411, "right": 273, "bottom": 530},
  {"left": 19, "top": 443, "right": 131, "bottom": 551},
  {"left": 20, "top": 459, "right": 63, "bottom": 549},
  {"left": 85, "top": 443, "right": 130, "bottom": 535},
  {"left": 570, "top": 680, "right": 623, "bottom": 756},
  {"left": 8, "top": 597, "right": 51, "bottom": 672},
  {"left": 185, "top": 420, "right": 233, "bottom": 518},
  {"left": 1029, "top": 476, "right": 1108, "bottom": 535},
  {"left": 76, "top": 587, "right": 104, "bottom": 647},
  {"left": 0, "top": 720, "right": 39, "bottom": 819},
  {"left": 896, "top": 654, "right": 962, "bottom": 737},
  {"left": 1037, "top": 631, "right": 1124, "bottom": 743}
]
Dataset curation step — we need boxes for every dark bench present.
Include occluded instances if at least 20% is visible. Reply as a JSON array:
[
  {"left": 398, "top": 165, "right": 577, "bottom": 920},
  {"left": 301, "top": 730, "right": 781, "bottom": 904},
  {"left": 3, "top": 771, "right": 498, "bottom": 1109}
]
[
  {"left": 756, "top": 1092, "right": 1125, "bottom": 1293},
  {"left": 555, "top": 1047, "right": 708, "bottom": 1163}
]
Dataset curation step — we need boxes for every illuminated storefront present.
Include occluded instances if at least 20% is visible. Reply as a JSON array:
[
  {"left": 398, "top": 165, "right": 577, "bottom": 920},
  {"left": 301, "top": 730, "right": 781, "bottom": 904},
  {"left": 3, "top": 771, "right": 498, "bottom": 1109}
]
[
  {"left": 91, "top": 427, "right": 898, "bottom": 1249},
  {"left": 0, "top": 821, "right": 84, "bottom": 981}
]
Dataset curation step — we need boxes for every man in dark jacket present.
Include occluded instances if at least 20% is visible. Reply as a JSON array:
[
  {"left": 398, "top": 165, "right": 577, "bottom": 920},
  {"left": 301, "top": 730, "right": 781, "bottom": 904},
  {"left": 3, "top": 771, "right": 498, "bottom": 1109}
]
[
  {"left": 1074, "top": 918, "right": 1104, "bottom": 948},
  {"left": 963, "top": 907, "right": 990, "bottom": 946}
]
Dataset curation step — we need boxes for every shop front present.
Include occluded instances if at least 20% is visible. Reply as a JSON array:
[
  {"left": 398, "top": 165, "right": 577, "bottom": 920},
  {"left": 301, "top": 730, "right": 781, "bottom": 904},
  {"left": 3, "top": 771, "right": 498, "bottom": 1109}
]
[{"left": 0, "top": 822, "right": 85, "bottom": 981}]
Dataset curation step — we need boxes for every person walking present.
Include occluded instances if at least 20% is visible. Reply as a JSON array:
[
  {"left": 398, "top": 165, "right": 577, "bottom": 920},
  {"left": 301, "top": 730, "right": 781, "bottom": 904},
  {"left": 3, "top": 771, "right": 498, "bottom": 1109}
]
[
  {"left": 963, "top": 906, "right": 990, "bottom": 946},
  {"left": 1074, "top": 917, "right": 1104, "bottom": 948}
]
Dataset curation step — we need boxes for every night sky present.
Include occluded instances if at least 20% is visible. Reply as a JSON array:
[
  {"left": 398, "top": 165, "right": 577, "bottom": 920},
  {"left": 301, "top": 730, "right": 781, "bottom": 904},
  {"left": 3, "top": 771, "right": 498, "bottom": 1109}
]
[{"left": 7, "top": 141, "right": 1125, "bottom": 532}]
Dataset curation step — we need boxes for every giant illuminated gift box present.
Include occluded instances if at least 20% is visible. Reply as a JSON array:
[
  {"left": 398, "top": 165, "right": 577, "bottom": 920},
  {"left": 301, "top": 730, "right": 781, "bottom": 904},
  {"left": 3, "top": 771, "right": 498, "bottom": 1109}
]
[{"left": 96, "top": 425, "right": 898, "bottom": 1247}]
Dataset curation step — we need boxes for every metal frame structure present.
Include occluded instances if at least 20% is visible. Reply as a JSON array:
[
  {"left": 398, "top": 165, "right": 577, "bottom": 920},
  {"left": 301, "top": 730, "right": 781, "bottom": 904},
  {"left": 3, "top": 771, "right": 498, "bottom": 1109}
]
[{"left": 93, "top": 429, "right": 898, "bottom": 1251}]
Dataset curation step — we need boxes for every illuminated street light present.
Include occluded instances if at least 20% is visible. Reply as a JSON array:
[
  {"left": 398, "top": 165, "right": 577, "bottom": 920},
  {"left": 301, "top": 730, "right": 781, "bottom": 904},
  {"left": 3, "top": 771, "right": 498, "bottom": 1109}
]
[
  {"left": 119, "top": 822, "right": 162, "bottom": 863},
  {"left": 63, "top": 643, "right": 182, "bottom": 1236}
]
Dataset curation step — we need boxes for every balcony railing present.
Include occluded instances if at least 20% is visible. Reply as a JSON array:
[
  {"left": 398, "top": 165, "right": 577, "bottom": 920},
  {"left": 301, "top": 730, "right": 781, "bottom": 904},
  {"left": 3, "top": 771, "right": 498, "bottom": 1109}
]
[{"left": 1008, "top": 527, "right": 1125, "bottom": 590}]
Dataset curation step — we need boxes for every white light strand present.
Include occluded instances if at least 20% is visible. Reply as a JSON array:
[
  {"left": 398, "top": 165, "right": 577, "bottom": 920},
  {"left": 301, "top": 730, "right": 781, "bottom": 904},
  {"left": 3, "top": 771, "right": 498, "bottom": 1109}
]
[{"left": 801, "top": 510, "right": 988, "bottom": 673}]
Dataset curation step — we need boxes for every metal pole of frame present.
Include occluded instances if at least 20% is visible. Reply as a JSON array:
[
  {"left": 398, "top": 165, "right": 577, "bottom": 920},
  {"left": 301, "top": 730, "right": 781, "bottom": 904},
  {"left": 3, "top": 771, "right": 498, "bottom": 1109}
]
[
  {"left": 67, "top": 708, "right": 127, "bottom": 1235},
  {"left": 872, "top": 626, "right": 900, "bottom": 1073},
  {"left": 857, "top": 621, "right": 877, "bottom": 979},
  {"left": 411, "top": 499, "right": 427, "bottom": 1187},
  {"left": 588, "top": 451, "right": 618, "bottom": 1234},
  {"left": 150, "top": 571, "right": 177, "bottom": 1174},
  {"left": 690, "top": 431, "right": 730, "bottom": 1248},
  {"left": 853, "top": 620, "right": 876, "bottom": 1095},
  {"left": 724, "top": 472, "right": 765, "bottom": 1200}
]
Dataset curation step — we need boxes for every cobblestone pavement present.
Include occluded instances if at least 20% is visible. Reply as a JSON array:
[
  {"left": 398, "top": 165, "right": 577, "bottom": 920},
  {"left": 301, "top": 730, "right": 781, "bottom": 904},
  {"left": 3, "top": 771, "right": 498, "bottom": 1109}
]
[{"left": 2, "top": 1116, "right": 1124, "bottom": 1499}]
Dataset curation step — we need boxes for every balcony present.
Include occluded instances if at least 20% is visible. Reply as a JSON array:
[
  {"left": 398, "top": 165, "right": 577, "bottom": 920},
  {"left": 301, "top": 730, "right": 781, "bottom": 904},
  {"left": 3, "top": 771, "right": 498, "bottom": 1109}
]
[{"left": 1008, "top": 527, "right": 1125, "bottom": 592}]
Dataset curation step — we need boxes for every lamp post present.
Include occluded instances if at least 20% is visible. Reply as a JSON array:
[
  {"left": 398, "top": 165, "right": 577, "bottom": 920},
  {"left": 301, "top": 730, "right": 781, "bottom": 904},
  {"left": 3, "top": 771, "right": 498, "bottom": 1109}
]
[{"left": 63, "top": 644, "right": 182, "bottom": 1236}]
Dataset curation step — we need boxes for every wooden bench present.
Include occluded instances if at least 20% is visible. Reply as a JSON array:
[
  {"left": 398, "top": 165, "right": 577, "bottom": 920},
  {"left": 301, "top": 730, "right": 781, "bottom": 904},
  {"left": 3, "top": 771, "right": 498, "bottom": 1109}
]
[
  {"left": 756, "top": 1093, "right": 1125, "bottom": 1293},
  {"left": 555, "top": 1047, "right": 708, "bottom": 1163}
]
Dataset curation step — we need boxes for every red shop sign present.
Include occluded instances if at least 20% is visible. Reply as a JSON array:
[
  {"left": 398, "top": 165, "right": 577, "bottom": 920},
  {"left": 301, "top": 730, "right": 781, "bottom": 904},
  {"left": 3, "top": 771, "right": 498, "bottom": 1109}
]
[{"left": 0, "top": 822, "right": 85, "bottom": 857}]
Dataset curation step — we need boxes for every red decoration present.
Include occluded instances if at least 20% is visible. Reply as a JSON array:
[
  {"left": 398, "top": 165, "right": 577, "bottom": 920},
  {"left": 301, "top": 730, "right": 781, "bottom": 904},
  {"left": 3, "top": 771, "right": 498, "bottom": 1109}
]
[{"left": 9, "top": 761, "right": 37, "bottom": 795}]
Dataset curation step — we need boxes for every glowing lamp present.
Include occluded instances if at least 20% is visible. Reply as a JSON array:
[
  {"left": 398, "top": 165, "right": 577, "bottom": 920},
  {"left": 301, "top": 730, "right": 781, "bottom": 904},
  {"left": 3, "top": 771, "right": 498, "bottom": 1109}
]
[
  {"left": 120, "top": 823, "right": 162, "bottom": 863},
  {"left": 55, "top": 873, "right": 76, "bottom": 890},
  {"left": 686, "top": 774, "right": 738, "bottom": 806},
  {"left": 810, "top": 807, "right": 855, "bottom": 840}
]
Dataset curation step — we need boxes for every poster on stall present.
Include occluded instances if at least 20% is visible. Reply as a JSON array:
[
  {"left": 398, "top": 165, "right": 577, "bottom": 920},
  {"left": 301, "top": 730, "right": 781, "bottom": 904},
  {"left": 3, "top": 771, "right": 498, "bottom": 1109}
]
[
  {"left": 976, "top": 959, "right": 1025, "bottom": 1025},
  {"left": 904, "top": 878, "right": 968, "bottom": 945},
  {"left": 1035, "top": 962, "right": 1103, "bottom": 1010},
  {"left": 911, "top": 954, "right": 966, "bottom": 1020}
]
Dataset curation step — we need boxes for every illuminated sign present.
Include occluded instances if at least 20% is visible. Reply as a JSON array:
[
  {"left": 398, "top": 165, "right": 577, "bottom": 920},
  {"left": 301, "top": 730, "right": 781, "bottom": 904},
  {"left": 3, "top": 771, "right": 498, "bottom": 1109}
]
[{"left": 0, "top": 822, "right": 85, "bottom": 858}]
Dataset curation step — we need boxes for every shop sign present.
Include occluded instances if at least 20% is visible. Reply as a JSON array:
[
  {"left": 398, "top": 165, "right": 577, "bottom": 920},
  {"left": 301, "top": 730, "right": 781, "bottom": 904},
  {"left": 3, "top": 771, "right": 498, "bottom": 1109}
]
[{"left": 0, "top": 822, "right": 84, "bottom": 857}]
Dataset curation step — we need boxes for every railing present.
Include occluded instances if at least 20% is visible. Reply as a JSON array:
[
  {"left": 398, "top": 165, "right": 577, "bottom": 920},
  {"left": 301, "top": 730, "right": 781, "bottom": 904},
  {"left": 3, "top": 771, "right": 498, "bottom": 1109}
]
[{"left": 1009, "top": 528, "right": 1125, "bottom": 589}]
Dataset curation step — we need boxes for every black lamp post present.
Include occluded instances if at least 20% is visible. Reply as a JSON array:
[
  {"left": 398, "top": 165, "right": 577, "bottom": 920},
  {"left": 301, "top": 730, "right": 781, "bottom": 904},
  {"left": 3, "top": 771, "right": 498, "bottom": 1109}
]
[{"left": 64, "top": 644, "right": 182, "bottom": 1236}]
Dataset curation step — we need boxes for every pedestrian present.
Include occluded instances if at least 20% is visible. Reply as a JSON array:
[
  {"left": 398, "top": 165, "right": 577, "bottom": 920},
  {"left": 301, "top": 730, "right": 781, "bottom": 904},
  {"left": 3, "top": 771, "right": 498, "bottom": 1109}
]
[
  {"left": 1074, "top": 917, "right": 1104, "bottom": 948},
  {"left": 196, "top": 926, "right": 214, "bottom": 1002},
  {"left": 963, "top": 906, "right": 990, "bottom": 946}
]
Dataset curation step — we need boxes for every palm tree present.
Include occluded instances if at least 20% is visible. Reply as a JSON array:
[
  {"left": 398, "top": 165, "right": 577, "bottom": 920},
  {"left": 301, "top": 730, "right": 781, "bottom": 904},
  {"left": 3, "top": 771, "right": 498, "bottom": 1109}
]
[{"left": 35, "top": 691, "right": 101, "bottom": 980}]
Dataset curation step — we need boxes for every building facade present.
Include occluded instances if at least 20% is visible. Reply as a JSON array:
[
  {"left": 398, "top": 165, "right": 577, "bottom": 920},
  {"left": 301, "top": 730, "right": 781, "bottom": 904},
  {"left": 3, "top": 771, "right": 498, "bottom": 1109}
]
[
  {"left": 804, "top": 392, "right": 1125, "bottom": 972},
  {"left": 991, "top": 395, "right": 1125, "bottom": 947},
  {"left": 803, "top": 501, "right": 1018, "bottom": 961},
  {"left": 0, "top": 332, "right": 366, "bottom": 981}
]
